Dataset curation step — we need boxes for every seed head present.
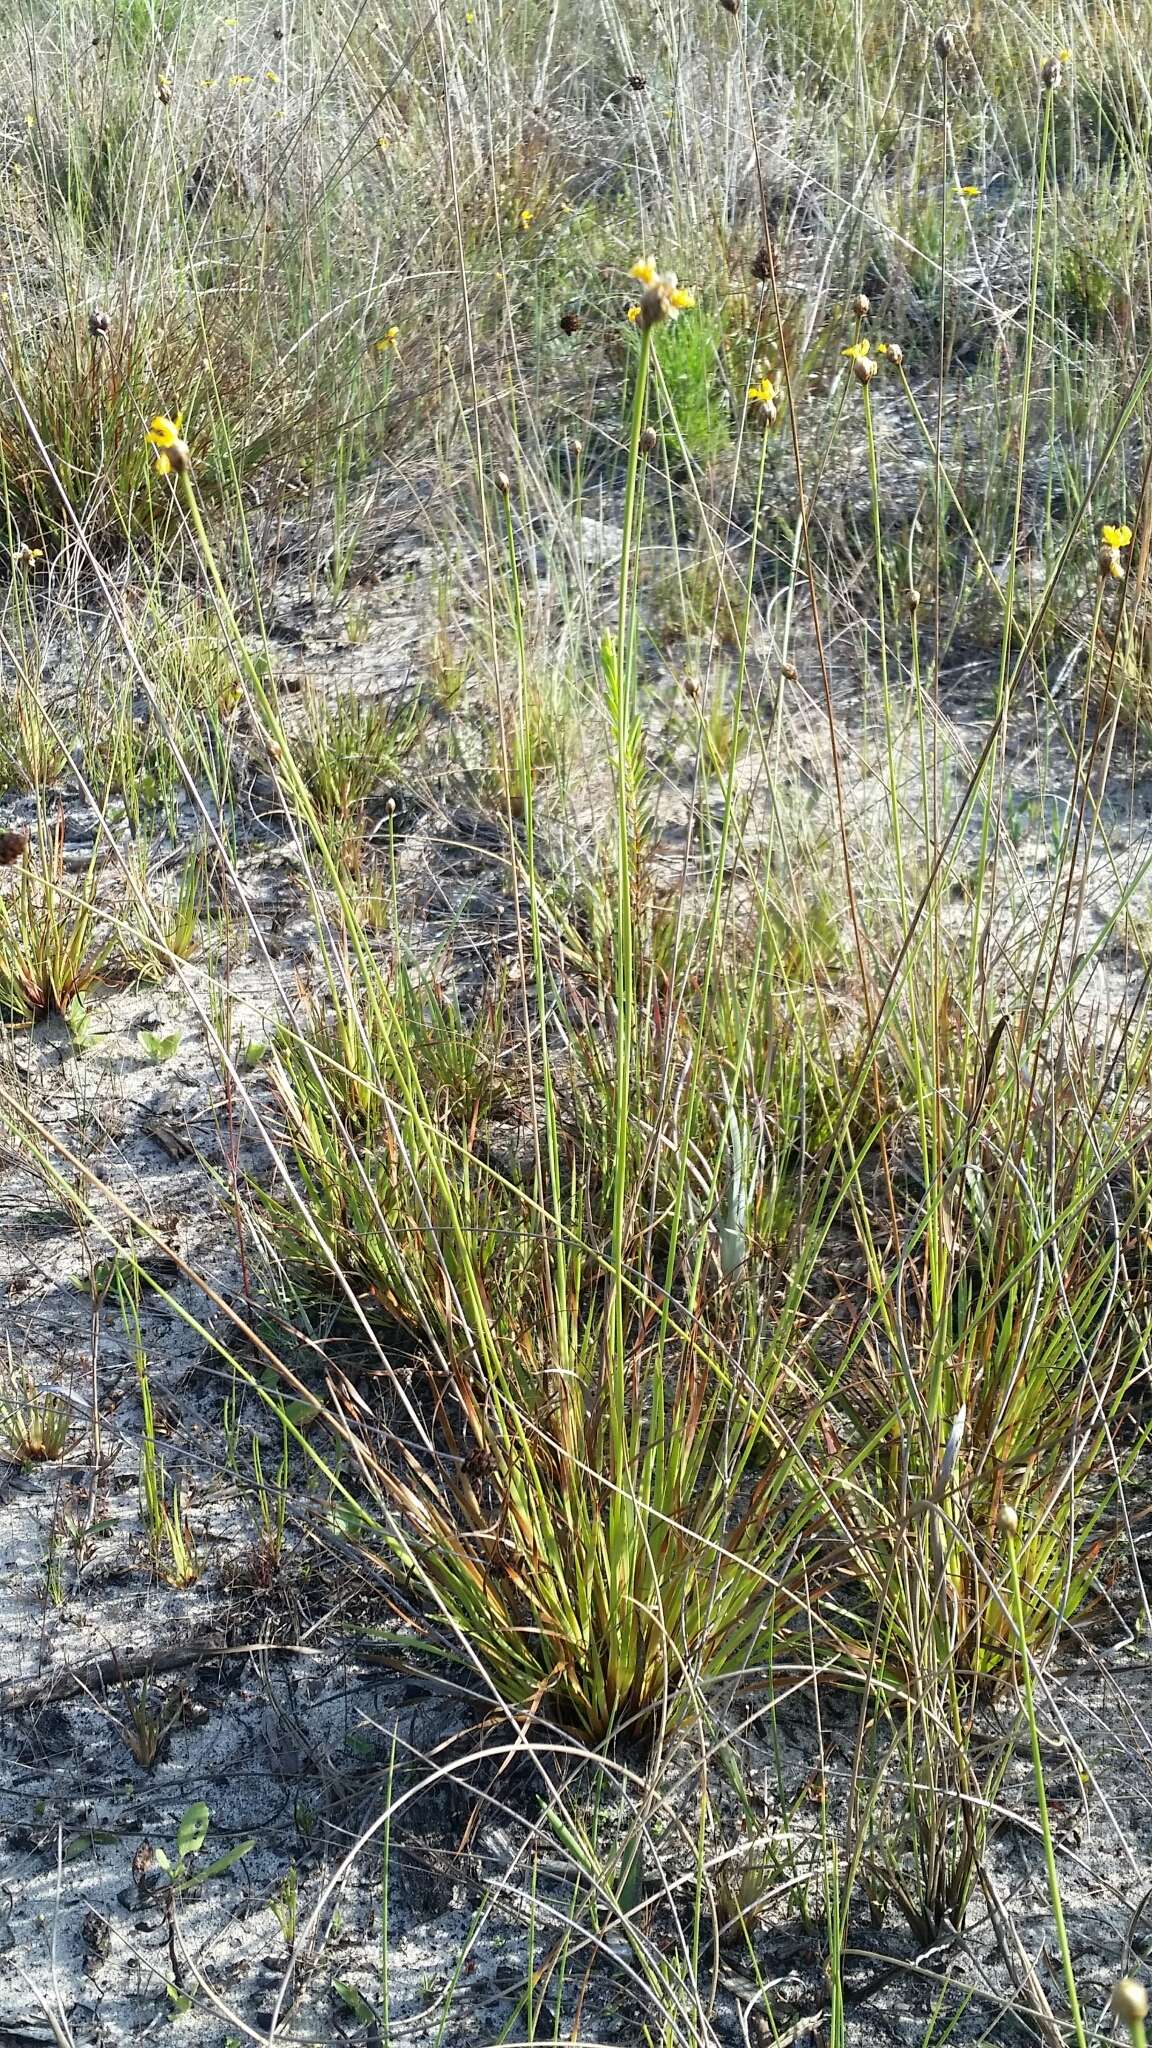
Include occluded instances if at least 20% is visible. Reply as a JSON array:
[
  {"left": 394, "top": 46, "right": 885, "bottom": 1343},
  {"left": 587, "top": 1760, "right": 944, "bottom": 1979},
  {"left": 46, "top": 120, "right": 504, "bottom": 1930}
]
[
  {"left": 627, "top": 73, "right": 647, "bottom": 91},
  {"left": 1041, "top": 53, "right": 1064, "bottom": 89},
  {"left": 934, "top": 24, "right": 955, "bottom": 60},
  {"left": 88, "top": 308, "right": 110, "bottom": 339},
  {"left": 1111, "top": 1981, "right": 1149, "bottom": 2029},
  {"left": 907, "top": 586, "right": 921, "bottom": 611},
  {"left": 780, "top": 659, "right": 797, "bottom": 681},
  {"left": 565, "top": 436, "right": 583, "bottom": 462},
  {"left": 718, "top": 0, "right": 740, "bottom": 15},
  {"left": 157, "top": 73, "right": 172, "bottom": 105},
  {"left": 879, "top": 339, "right": 904, "bottom": 367},
  {"left": 996, "top": 1503, "right": 1019, "bottom": 1538},
  {"left": 851, "top": 291, "right": 871, "bottom": 320},
  {"left": 639, "top": 425, "right": 658, "bottom": 454},
  {"left": 494, "top": 470, "right": 511, "bottom": 497},
  {"left": 751, "top": 243, "right": 772, "bottom": 283},
  {"left": 853, "top": 353, "right": 877, "bottom": 385},
  {"left": 559, "top": 308, "right": 581, "bottom": 335}
]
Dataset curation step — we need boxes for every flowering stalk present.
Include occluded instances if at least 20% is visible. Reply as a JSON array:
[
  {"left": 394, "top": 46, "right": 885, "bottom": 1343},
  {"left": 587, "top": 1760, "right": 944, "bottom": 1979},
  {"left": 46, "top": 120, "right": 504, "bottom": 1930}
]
[
  {"left": 1000, "top": 1507, "right": 1087, "bottom": 2048},
  {"left": 609, "top": 304, "right": 654, "bottom": 1367}
]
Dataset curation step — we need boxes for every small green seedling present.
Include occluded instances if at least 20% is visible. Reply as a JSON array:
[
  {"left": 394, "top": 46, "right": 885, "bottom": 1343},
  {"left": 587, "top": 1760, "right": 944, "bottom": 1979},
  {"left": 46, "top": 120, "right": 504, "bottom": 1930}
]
[
  {"left": 334, "top": 1980, "right": 380, "bottom": 2026},
  {"left": 138, "top": 1026, "right": 181, "bottom": 1062},
  {"left": 154, "top": 1802, "right": 254, "bottom": 1894},
  {"left": 66, "top": 994, "right": 101, "bottom": 1051}
]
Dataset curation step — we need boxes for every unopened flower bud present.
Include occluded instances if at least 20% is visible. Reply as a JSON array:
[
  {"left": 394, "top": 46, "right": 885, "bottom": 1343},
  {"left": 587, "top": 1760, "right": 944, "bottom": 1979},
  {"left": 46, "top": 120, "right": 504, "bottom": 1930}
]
[
  {"left": 934, "top": 24, "right": 955, "bottom": 59},
  {"left": 996, "top": 1503, "right": 1019, "bottom": 1538},
  {"left": 780, "top": 659, "right": 797, "bottom": 681},
  {"left": 907, "top": 586, "right": 921, "bottom": 611},
  {"left": 88, "top": 308, "right": 110, "bottom": 338},
  {"left": 1041, "top": 53, "right": 1063, "bottom": 89},
  {"left": 1111, "top": 1981, "right": 1149, "bottom": 2029},
  {"left": 156, "top": 73, "right": 172, "bottom": 105},
  {"left": 853, "top": 354, "right": 877, "bottom": 385},
  {"left": 639, "top": 425, "right": 658, "bottom": 454},
  {"left": 885, "top": 340, "right": 904, "bottom": 367},
  {"left": 495, "top": 470, "right": 511, "bottom": 496},
  {"left": 851, "top": 292, "right": 871, "bottom": 320}
]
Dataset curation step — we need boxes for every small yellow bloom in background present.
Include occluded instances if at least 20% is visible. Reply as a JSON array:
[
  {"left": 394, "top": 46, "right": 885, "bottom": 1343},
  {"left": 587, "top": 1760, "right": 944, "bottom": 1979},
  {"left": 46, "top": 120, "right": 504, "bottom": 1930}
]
[
  {"left": 519, "top": 207, "right": 534, "bottom": 229},
  {"left": 630, "top": 257, "right": 657, "bottom": 286},
  {"left": 230, "top": 73, "right": 253, "bottom": 87},
  {"left": 201, "top": 77, "right": 218, "bottom": 88},
  {"left": 1059, "top": 45, "right": 1072, "bottom": 60},
  {"left": 24, "top": 113, "right": 34, "bottom": 128},
  {"left": 957, "top": 184, "right": 981, "bottom": 198},
  {"left": 626, "top": 303, "right": 641, "bottom": 323},
  {"left": 376, "top": 135, "right": 391, "bottom": 149},
  {"left": 147, "top": 414, "right": 190, "bottom": 478},
  {"left": 15, "top": 544, "right": 43, "bottom": 570},
  {"left": 1102, "top": 523, "right": 1133, "bottom": 549},
  {"left": 264, "top": 70, "right": 278, "bottom": 83},
  {"left": 157, "top": 73, "right": 172, "bottom": 104},
  {"left": 842, "top": 339, "right": 871, "bottom": 361},
  {"left": 375, "top": 326, "right": 400, "bottom": 350}
]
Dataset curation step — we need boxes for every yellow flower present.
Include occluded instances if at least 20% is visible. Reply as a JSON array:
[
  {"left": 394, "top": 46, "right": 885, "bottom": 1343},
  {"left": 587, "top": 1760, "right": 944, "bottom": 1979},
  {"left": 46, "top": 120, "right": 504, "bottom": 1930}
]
[
  {"left": 519, "top": 207, "right": 534, "bottom": 229},
  {"left": 748, "top": 376, "right": 775, "bottom": 406},
  {"left": 957, "top": 184, "right": 980, "bottom": 198},
  {"left": 1058, "top": 46, "right": 1071, "bottom": 60},
  {"left": 626, "top": 303, "right": 641, "bottom": 323},
  {"left": 1102, "top": 523, "right": 1133, "bottom": 549},
  {"left": 376, "top": 135, "right": 391, "bottom": 148},
  {"left": 230, "top": 73, "right": 253, "bottom": 87},
  {"left": 15, "top": 543, "right": 42, "bottom": 570},
  {"left": 375, "top": 326, "right": 400, "bottom": 349},
  {"left": 147, "top": 414, "right": 190, "bottom": 477},
  {"left": 201, "top": 76, "right": 218, "bottom": 88},
  {"left": 629, "top": 257, "right": 695, "bottom": 329},
  {"left": 842, "top": 339, "right": 870, "bottom": 361}
]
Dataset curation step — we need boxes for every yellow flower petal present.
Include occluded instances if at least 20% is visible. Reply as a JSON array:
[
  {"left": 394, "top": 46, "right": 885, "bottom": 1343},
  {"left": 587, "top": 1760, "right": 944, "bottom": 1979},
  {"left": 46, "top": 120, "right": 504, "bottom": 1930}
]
[
  {"left": 630, "top": 257, "right": 657, "bottom": 286},
  {"left": 842, "top": 339, "right": 870, "bottom": 360}
]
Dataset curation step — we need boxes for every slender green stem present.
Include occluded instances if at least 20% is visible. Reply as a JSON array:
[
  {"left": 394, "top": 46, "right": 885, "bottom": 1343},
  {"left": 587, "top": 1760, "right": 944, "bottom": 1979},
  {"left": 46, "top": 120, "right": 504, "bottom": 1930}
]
[
  {"left": 1005, "top": 1521, "right": 1087, "bottom": 2048},
  {"left": 609, "top": 321, "right": 654, "bottom": 1368}
]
